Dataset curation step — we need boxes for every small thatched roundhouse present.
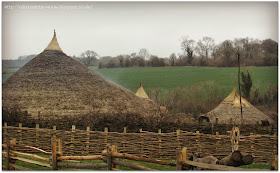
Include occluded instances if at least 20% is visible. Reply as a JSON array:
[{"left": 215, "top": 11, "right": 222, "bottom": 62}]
[
  {"left": 135, "top": 83, "right": 149, "bottom": 99},
  {"left": 199, "top": 88, "right": 274, "bottom": 125},
  {"left": 2, "top": 31, "right": 163, "bottom": 119}
]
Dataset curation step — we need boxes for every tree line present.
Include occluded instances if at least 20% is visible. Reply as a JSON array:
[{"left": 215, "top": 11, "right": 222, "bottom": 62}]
[{"left": 75, "top": 36, "right": 277, "bottom": 68}]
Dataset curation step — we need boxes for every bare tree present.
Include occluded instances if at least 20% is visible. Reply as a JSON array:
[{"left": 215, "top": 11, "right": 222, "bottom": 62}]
[
  {"left": 196, "top": 36, "right": 215, "bottom": 58},
  {"left": 80, "top": 50, "right": 98, "bottom": 67},
  {"left": 138, "top": 48, "right": 150, "bottom": 60},
  {"left": 181, "top": 36, "right": 196, "bottom": 64},
  {"left": 169, "top": 53, "right": 177, "bottom": 66}
]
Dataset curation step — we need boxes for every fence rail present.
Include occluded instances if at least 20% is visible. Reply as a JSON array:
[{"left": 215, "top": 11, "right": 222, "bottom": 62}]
[
  {"left": 2, "top": 123, "right": 278, "bottom": 163},
  {"left": 2, "top": 137, "right": 275, "bottom": 171}
]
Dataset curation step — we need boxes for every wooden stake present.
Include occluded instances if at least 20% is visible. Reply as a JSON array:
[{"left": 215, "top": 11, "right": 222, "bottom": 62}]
[
  {"left": 196, "top": 131, "right": 201, "bottom": 153},
  {"left": 123, "top": 127, "right": 127, "bottom": 153},
  {"left": 140, "top": 129, "right": 143, "bottom": 157},
  {"left": 18, "top": 123, "right": 22, "bottom": 145},
  {"left": 107, "top": 145, "right": 112, "bottom": 170},
  {"left": 216, "top": 132, "right": 220, "bottom": 155},
  {"left": 237, "top": 53, "right": 243, "bottom": 126},
  {"left": 71, "top": 125, "right": 75, "bottom": 152},
  {"left": 250, "top": 133, "right": 255, "bottom": 157},
  {"left": 158, "top": 129, "right": 162, "bottom": 159},
  {"left": 112, "top": 145, "right": 117, "bottom": 168},
  {"left": 104, "top": 127, "right": 108, "bottom": 149},
  {"left": 6, "top": 137, "right": 10, "bottom": 170},
  {"left": 176, "top": 129, "right": 181, "bottom": 150},
  {"left": 176, "top": 148, "right": 182, "bottom": 170},
  {"left": 36, "top": 124, "right": 39, "bottom": 147},
  {"left": 86, "top": 126, "right": 90, "bottom": 155},
  {"left": 58, "top": 139, "right": 62, "bottom": 156},
  {"left": 52, "top": 135, "right": 58, "bottom": 170}
]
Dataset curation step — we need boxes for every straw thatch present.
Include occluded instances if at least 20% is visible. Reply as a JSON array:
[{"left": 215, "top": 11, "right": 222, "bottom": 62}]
[
  {"left": 199, "top": 88, "right": 274, "bottom": 124},
  {"left": 135, "top": 83, "right": 149, "bottom": 99},
  {"left": 44, "top": 30, "right": 63, "bottom": 52},
  {"left": 2, "top": 31, "right": 163, "bottom": 118}
]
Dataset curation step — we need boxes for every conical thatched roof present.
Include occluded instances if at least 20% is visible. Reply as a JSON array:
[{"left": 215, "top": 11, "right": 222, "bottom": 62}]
[
  {"left": 200, "top": 88, "right": 274, "bottom": 124},
  {"left": 2, "top": 31, "right": 162, "bottom": 118},
  {"left": 135, "top": 83, "right": 149, "bottom": 99}
]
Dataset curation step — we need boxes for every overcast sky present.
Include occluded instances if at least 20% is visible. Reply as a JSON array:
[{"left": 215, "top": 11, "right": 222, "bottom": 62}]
[{"left": 2, "top": 1, "right": 278, "bottom": 60}]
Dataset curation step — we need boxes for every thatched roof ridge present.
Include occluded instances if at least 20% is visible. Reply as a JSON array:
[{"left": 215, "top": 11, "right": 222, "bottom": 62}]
[
  {"left": 201, "top": 88, "right": 274, "bottom": 124},
  {"left": 135, "top": 83, "right": 149, "bottom": 99},
  {"left": 2, "top": 32, "right": 163, "bottom": 118}
]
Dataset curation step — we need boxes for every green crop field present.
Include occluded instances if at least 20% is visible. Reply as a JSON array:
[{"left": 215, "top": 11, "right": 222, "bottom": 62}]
[
  {"left": 93, "top": 66, "right": 278, "bottom": 94},
  {"left": 2, "top": 66, "right": 277, "bottom": 95}
]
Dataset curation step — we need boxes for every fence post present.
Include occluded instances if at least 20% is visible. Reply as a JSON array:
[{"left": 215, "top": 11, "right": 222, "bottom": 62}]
[
  {"left": 176, "top": 148, "right": 182, "bottom": 170},
  {"left": 86, "top": 126, "right": 90, "bottom": 155},
  {"left": 182, "top": 147, "right": 188, "bottom": 163},
  {"left": 123, "top": 127, "right": 127, "bottom": 153},
  {"left": 140, "top": 129, "right": 143, "bottom": 157},
  {"left": 215, "top": 132, "right": 220, "bottom": 155},
  {"left": 58, "top": 138, "right": 62, "bottom": 156},
  {"left": 104, "top": 127, "right": 108, "bottom": 149},
  {"left": 52, "top": 135, "right": 58, "bottom": 170},
  {"left": 273, "top": 133, "right": 277, "bottom": 156},
  {"left": 112, "top": 145, "right": 117, "bottom": 169},
  {"left": 52, "top": 125, "right": 56, "bottom": 133},
  {"left": 177, "top": 129, "right": 181, "bottom": 150},
  {"left": 36, "top": 124, "right": 39, "bottom": 147},
  {"left": 6, "top": 137, "right": 10, "bottom": 170},
  {"left": 107, "top": 145, "right": 112, "bottom": 170},
  {"left": 196, "top": 131, "right": 201, "bottom": 153},
  {"left": 18, "top": 123, "right": 22, "bottom": 145},
  {"left": 250, "top": 133, "right": 255, "bottom": 158},
  {"left": 158, "top": 129, "right": 162, "bottom": 159},
  {"left": 71, "top": 125, "right": 75, "bottom": 153},
  {"left": 4, "top": 123, "right": 7, "bottom": 144}
]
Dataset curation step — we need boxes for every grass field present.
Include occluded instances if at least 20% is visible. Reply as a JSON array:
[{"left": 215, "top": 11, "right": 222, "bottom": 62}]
[
  {"left": 93, "top": 66, "right": 278, "bottom": 94},
  {"left": 2, "top": 66, "right": 277, "bottom": 95}
]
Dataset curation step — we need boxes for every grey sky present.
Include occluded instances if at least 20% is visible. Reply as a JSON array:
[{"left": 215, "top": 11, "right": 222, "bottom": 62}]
[{"left": 2, "top": 1, "right": 278, "bottom": 60}]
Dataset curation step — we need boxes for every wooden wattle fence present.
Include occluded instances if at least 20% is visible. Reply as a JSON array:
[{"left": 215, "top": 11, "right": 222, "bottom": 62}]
[{"left": 2, "top": 123, "right": 278, "bottom": 163}]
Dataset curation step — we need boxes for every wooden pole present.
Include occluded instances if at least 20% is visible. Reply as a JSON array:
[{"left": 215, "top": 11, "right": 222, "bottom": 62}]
[
  {"left": 18, "top": 123, "right": 22, "bottom": 145},
  {"left": 71, "top": 125, "right": 75, "bottom": 152},
  {"left": 123, "top": 127, "right": 127, "bottom": 153},
  {"left": 104, "top": 127, "right": 108, "bottom": 149},
  {"left": 196, "top": 131, "right": 201, "bottom": 153},
  {"left": 177, "top": 129, "right": 181, "bottom": 150},
  {"left": 176, "top": 148, "right": 182, "bottom": 170},
  {"left": 140, "top": 129, "right": 143, "bottom": 157},
  {"left": 109, "top": 152, "right": 176, "bottom": 166},
  {"left": 52, "top": 135, "right": 58, "bottom": 170},
  {"left": 4, "top": 123, "right": 7, "bottom": 144},
  {"left": 158, "top": 129, "right": 162, "bottom": 159},
  {"left": 237, "top": 53, "right": 243, "bottom": 126},
  {"left": 52, "top": 126, "right": 56, "bottom": 136},
  {"left": 112, "top": 145, "right": 117, "bottom": 169},
  {"left": 107, "top": 145, "right": 112, "bottom": 170},
  {"left": 215, "top": 132, "right": 220, "bottom": 155},
  {"left": 36, "top": 124, "right": 39, "bottom": 147},
  {"left": 86, "top": 126, "right": 90, "bottom": 155},
  {"left": 250, "top": 133, "right": 255, "bottom": 158},
  {"left": 6, "top": 137, "right": 10, "bottom": 170},
  {"left": 58, "top": 139, "right": 62, "bottom": 156}
]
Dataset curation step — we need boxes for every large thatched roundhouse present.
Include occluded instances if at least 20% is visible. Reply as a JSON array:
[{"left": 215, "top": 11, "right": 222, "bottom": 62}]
[
  {"left": 199, "top": 88, "right": 274, "bottom": 124},
  {"left": 2, "top": 31, "right": 163, "bottom": 119}
]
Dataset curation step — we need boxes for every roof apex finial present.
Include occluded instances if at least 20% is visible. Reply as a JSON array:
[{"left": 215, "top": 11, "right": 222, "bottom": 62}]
[{"left": 44, "top": 30, "right": 63, "bottom": 52}]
